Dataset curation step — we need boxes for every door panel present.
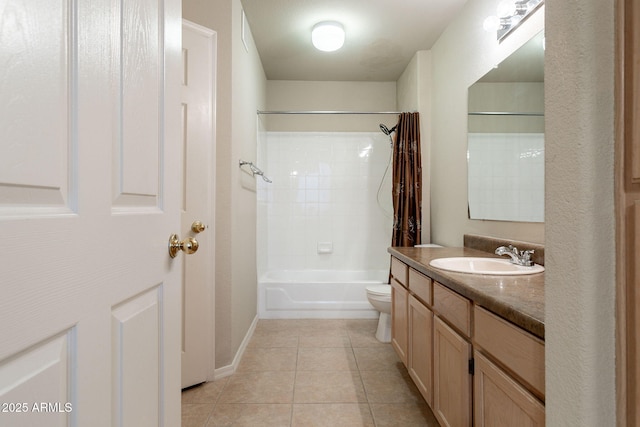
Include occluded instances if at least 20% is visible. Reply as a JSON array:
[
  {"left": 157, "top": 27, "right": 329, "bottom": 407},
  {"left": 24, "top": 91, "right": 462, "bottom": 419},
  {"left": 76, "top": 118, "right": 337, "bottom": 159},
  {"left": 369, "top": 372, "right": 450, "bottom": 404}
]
[
  {"left": 474, "top": 351, "right": 545, "bottom": 427},
  {"left": 0, "top": 331, "right": 74, "bottom": 427},
  {"left": 181, "top": 20, "right": 216, "bottom": 388},
  {"left": 112, "top": 287, "right": 161, "bottom": 427},
  {"left": 115, "top": 0, "right": 161, "bottom": 208},
  {"left": 0, "top": 0, "right": 182, "bottom": 426},
  {"left": 391, "top": 278, "right": 408, "bottom": 365},
  {"left": 433, "top": 316, "right": 472, "bottom": 427},
  {"left": 408, "top": 294, "right": 433, "bottom": 406},
  {"left": 0, "top": 0, "right": 73, "bottom": 213}
]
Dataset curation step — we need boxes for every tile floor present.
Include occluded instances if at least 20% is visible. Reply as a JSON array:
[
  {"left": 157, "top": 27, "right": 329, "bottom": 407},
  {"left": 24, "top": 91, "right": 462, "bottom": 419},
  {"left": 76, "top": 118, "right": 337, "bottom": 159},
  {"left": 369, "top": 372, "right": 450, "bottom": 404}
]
[{"left": 182, "top": 319, "right": 440, "bottom": 427}]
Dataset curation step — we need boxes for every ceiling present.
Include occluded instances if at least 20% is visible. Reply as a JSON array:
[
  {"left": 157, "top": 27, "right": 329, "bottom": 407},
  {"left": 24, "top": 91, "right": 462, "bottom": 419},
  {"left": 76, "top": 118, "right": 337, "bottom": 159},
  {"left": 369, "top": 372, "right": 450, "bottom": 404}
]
[{"left": 240, "top": 0, "right": 469, "bottom": 82}]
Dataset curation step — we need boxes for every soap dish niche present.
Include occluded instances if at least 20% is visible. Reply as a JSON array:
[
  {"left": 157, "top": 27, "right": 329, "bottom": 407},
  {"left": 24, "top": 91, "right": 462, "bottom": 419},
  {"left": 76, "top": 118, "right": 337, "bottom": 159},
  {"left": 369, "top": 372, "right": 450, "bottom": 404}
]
[{"left": 317, "top": 242, "right": 333, "bottom": 254}]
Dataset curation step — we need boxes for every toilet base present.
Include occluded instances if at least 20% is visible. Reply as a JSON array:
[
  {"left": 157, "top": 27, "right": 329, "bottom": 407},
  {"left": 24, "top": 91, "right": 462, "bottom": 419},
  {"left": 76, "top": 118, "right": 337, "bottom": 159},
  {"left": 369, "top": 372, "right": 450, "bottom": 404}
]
[{"left": 375, "top": 312, "right": 391, "bottom": 343}]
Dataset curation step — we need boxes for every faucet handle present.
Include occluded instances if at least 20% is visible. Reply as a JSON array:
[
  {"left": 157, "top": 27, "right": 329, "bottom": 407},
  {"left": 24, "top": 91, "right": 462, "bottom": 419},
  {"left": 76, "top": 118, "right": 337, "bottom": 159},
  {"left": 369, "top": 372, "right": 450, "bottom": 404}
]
[{"left": 520, "top": 249, "right": 535, "bottom": 266}]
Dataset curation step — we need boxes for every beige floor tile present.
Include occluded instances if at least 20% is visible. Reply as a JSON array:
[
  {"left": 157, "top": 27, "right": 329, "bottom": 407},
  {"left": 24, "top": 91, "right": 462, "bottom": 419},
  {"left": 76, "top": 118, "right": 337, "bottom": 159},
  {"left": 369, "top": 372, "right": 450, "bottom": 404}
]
[
  {"left": 182, "top": 403, "right": 214, "bottom": 427},
  {"left": 207, "top": 403, "right": 292, "bottom": 427},
  {"left": 291, "top": 403, "right": 375, "bottom": 427},
  {"left": 248, "top": 332, "right": 299, "bottom": 348},
  {"left": 183, "top": 319, "right": 441, "bottom": 426},
  {"left": 353, "top": 346, "right": 402, "bottom": 371},
  {"left": 360, "top": 369, "right": 423, "bottom": 403},
  {"left": 369, "top": 402, "right": 440, "bottom": 427},
  {"left": 297, "top": 347, "right": 358, "bottom": 371},
  {"left": 345, "top": 318, "right": 378, "bottom": 330},
  {"left": 347, "top": 328, "right": 389, "bottom": 348},
  {"left": 182, "top": 379, "right": 229, "bottom": 404},
  {"left": 295, "top": 319, "right": 347, "bottom": 334},
  {"left": 237, "top": 347, "right": 298, "bottom": 371},
  {"left": 254, "top": 319, "right": 299, "bottom": 334},
  {"left": 218, "top": 371, "right": 295, "bottom": 404},
  {"left": 298, "top": 331, "right": 351, "bottom": 348},
  {"left": 294, "top": 371, "right": 366, "bottom": 403}
]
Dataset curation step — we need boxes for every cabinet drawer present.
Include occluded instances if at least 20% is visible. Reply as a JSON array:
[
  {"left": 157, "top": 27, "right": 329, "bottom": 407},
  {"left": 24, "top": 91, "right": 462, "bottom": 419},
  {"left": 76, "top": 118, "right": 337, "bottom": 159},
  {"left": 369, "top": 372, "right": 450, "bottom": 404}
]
[
  {"left": 433, "top": 282, "right": 471, "bottom": 337},
  {"left": 474, "top": 306, "right": 545, "bottom": 399},
  {"left": 409, "top": 268, "right": 432, "bottom": 306},
  {"left": 391, "top": 257, "right": 408, "bottom": 287}
]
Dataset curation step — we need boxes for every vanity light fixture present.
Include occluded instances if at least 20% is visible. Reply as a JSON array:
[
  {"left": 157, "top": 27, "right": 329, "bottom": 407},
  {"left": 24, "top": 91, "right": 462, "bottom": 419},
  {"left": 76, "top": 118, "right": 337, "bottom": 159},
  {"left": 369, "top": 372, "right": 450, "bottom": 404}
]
[
  {"left": 483, "top": 0, "right": 544, "bottom": 41},
  {"left": 311, "top": 21, "right": 345, "bottom": 52}
]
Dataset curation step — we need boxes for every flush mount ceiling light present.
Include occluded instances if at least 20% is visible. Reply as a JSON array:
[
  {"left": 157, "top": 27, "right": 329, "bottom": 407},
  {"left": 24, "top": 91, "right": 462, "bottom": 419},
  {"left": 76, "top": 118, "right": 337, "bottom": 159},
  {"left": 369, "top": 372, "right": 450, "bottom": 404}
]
[
  {"left": 483, "top": 0, "right": 544, "bottom": 41},
  {"left": 311, "top": 21, "right": 345, "bottom": 52}
]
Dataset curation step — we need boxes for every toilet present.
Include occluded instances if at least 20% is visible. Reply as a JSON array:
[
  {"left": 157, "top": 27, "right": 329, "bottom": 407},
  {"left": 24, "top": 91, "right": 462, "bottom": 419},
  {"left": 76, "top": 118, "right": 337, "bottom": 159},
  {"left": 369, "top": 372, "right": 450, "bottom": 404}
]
[{"left": 366, "top": 284, "right": 392, "bottom": 343}]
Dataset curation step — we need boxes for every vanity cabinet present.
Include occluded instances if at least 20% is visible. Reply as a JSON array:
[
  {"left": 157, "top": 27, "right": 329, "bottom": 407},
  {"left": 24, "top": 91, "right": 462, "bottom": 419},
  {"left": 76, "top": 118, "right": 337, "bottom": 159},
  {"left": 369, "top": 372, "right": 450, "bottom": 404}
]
[
  {"left": 473, "top": 306, "right": 545, "bottom": 427},
  {"left": 392, "top": 262, "right": 434, "bottom": 405},
  {"left": 390, "top": 255, "right": 409, "bottom": 364},
  {"left": 434, "top": 316, "right": 472, "bottom": 427},
  {"left": 473, "top": 351, "right": 544, "bottom": 427},
  {"left": 433, "top": 282, "right": 472, "bottom": 427},
  {"left": 389, "top": 254, "right": 545, "bottom": 427},
  {"left": 408, "top": 293, "right": 433, "bottom": 406},
  {"left": 390, "top": 278, "right": 408, "bottom": 365}
]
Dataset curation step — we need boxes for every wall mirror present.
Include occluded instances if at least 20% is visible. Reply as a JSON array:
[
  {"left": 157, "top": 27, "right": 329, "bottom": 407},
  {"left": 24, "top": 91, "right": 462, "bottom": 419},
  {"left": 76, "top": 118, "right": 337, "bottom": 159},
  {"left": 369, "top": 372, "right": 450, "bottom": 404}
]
[{"left": 467, "top": 31, "right": 545, "bottom": 222}]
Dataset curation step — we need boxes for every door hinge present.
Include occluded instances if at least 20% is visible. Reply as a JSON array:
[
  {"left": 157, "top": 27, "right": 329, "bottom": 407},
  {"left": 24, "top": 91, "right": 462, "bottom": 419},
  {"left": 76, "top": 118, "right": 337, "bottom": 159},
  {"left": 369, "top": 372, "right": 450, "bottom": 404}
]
[{"left": 468, "top": 358, "right": 475, "bottom": 375}]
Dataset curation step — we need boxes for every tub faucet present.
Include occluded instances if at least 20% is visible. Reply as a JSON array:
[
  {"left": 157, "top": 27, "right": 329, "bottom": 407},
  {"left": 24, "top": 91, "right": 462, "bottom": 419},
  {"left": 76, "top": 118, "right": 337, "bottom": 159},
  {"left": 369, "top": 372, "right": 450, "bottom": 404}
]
[{"left": 495, "top": 245, "right": 535, "bottom": 267}]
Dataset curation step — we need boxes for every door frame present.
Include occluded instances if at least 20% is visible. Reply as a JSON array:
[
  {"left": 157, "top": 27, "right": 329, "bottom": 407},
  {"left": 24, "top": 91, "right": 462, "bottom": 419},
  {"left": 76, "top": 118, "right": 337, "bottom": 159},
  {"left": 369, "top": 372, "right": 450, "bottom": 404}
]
[{"left": 615, "top": 0, "right": 640, "bottom": 425}]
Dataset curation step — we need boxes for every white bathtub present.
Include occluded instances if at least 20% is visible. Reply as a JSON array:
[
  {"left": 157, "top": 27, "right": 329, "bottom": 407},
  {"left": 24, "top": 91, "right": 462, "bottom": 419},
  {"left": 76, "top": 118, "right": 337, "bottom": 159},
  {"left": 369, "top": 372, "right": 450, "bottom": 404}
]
[{"left": 258, "top": 269, "right": 388, "bottom": 319}]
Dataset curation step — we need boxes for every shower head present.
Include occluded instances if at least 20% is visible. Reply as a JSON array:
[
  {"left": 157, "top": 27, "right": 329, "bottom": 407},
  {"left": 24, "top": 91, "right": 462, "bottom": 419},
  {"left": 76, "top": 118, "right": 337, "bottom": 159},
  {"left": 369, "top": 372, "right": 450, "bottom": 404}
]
[{"left": 379, "top": 123, "right": 397, "bottom": 135}]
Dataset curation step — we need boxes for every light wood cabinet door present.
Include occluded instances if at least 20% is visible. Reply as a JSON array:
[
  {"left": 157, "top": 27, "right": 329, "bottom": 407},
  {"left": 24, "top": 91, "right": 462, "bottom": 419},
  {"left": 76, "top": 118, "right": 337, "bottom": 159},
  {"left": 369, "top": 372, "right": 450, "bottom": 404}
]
[
  {"left": 391, "top": 277, "right": 409, "bottom": 365},
  {"left": 434, "top": 316, "right": 472, "bottom": 427},
  {"left": 474, "top": 306, "right": 545, "bottom": 399},
  {"left": 474, "top": 351, "right": 545, "bottom": 427},
  {"left": 409, "top": 294, "right": 434, "bottom": 406}
]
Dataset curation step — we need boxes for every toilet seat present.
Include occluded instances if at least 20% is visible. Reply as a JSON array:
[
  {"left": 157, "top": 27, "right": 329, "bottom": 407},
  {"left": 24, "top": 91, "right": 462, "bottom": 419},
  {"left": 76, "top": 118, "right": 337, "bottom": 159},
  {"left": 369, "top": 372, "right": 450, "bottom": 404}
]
[{"left": 366, "top": 284, "right": 391, "bottom": 296}]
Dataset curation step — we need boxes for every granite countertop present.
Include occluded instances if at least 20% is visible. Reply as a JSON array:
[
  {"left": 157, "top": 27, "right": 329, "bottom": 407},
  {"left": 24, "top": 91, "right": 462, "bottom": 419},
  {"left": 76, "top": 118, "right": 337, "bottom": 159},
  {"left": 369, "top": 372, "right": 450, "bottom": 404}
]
[{"left": 388, "top": 246, "right": 545, "bottom": 340}]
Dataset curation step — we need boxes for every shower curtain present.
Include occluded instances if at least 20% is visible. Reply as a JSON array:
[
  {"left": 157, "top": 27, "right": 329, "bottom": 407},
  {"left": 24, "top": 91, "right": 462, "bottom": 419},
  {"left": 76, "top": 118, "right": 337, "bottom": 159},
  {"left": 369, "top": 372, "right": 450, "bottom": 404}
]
[{"left": 391, "top": 112, "right": 422, "bottom": 247}]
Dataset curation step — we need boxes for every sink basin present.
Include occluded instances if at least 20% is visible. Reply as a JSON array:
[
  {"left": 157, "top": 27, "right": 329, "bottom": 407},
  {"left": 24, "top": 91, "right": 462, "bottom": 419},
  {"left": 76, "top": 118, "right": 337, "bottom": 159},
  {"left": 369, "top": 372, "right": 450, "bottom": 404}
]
[{"left": 429, "top": 257, "right": 544, "bottom": 275}]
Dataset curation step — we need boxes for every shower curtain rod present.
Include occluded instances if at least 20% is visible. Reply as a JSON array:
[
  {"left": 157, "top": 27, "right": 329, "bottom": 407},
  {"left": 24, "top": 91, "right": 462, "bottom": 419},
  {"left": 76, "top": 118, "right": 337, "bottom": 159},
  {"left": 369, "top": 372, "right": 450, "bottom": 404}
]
[
  {"left": 257, "top": 110, "right": 401, "bottom": 115},
  {"left": 468, "top": 111, "right": 544, "bottom": 116}
]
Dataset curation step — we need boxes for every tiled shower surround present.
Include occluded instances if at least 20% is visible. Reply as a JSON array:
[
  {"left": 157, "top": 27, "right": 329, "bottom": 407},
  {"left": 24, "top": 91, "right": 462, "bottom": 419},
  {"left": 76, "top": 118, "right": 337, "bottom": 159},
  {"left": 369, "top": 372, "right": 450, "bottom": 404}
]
[
  {"left": 257, "top": 132, "right": 393, "bottom": 273},
  {"left": 467, "top": 132, "right": 544, "bottom": 222}
]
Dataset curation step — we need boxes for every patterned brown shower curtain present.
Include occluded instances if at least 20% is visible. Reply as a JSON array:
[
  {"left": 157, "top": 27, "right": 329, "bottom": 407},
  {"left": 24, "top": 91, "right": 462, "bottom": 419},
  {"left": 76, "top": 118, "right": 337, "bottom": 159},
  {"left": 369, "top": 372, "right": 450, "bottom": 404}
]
[{"left": 391, "top": 112, "right": 422, "bottom": 247}]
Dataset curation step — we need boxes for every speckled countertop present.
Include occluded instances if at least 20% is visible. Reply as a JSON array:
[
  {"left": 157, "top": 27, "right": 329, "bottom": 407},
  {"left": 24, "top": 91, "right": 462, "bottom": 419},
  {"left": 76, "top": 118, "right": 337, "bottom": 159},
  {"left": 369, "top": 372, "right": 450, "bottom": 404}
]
[{"left": 388, "top": 246, "right": 545, "bottom": 340}]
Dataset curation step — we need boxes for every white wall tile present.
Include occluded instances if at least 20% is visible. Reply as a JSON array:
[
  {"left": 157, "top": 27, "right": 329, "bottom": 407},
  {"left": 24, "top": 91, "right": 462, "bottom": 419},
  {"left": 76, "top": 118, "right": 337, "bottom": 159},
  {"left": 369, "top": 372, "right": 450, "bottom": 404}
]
[
  {"left": 258, "top": 131, "right": 393, "bottom": 273},
  {"left": 468, "top": 133, "right": 544, "bottom": 222}
]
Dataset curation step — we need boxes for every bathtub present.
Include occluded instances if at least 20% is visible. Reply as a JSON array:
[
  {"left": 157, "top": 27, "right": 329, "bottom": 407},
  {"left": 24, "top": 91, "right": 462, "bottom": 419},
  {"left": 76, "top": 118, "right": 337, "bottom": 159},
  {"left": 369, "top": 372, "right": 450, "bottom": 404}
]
[{"left": 258, "top": 269, "right": 388, "bottom": 319}]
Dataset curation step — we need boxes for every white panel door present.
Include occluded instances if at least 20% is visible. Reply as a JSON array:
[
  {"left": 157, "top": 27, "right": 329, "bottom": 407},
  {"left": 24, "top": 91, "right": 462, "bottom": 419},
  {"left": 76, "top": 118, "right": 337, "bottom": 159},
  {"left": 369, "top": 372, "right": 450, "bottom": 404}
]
[
  {"left": 181, "top": 20, "right": 216, "bottom": 389},
  {"left": 0, "top": 1, "right": 182, "bottom": 426}
]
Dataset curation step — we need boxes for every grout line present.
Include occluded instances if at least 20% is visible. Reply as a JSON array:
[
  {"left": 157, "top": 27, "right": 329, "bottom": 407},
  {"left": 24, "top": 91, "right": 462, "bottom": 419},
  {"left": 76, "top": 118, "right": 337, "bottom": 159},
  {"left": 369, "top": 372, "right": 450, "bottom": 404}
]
[{"left": 291, "top": 338, "right": 300, "bottom": 419}]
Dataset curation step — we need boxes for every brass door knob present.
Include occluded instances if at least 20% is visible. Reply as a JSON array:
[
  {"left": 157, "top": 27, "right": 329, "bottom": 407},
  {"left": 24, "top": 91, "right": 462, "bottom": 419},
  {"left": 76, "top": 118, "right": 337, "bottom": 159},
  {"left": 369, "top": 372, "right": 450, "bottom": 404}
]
[
  {"left": 191, "top": 221, "right": 206, "bottom": 233},
  {"left": 168, "top": 234, "right": 199, "bottom": 258}
]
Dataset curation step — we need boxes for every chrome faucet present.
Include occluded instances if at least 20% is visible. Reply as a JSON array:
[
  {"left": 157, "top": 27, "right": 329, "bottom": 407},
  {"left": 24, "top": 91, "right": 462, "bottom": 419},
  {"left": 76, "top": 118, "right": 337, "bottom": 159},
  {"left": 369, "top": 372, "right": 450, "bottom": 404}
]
[{"left": 495, "top": 245, "right": 535, "bottom": 267}]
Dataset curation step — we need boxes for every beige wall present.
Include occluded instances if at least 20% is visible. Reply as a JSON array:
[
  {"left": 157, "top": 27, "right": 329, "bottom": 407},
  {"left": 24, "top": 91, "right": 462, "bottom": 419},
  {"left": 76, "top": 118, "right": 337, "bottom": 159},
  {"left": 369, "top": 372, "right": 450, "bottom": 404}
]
[
  {"left": 230, "top": 0, "right": 266, "bottom": 366},
  {"left": 428, "top": 1, "right": 545, "bottom": 247},
  {"left": 545, "top": 0, "right": 616, "bottom": 425},
  {"left": 264, "top": 80, "right": 397, "bottom": 132},
  {"left": 397, "top": 51, "right": 432, "bottom": 243},
  {"left": 183, "top": 0, "right": 267, "bottom": 369}
]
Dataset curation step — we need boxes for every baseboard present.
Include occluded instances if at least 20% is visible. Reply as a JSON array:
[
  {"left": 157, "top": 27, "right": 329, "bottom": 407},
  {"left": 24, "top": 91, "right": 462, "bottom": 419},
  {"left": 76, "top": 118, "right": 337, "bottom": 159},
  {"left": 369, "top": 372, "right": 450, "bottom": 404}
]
[{"left": 212, "top": 314, "right": 259, "bottom": 381}]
